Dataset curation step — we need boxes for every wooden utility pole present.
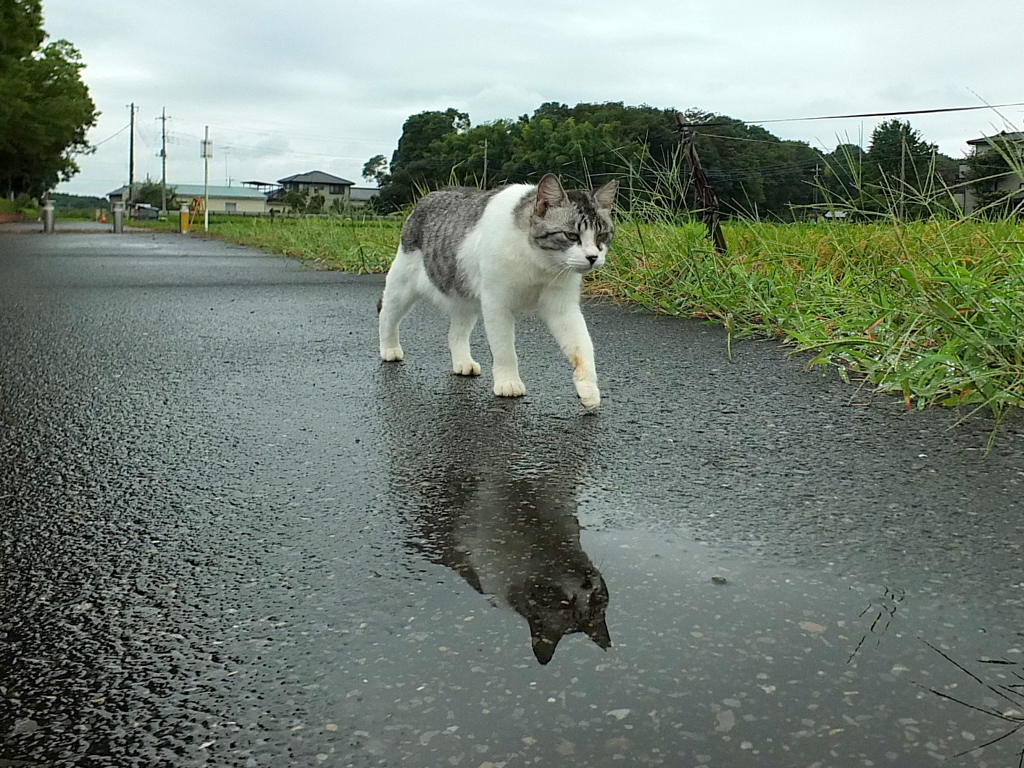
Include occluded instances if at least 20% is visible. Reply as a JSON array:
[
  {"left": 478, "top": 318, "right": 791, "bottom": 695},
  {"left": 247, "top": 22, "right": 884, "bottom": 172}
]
[
  {"left": 127, "top": 103, "right": 138, "bottom": 204},
  {"left": 675, "top": 113, "right": 727, "bottom": 254}
]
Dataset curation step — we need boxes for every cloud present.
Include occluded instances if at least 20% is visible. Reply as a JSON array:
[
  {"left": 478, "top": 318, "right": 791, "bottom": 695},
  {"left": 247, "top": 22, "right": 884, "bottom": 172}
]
[{"left": 41, "top": 0, "right": 1024, "bottom": 195}]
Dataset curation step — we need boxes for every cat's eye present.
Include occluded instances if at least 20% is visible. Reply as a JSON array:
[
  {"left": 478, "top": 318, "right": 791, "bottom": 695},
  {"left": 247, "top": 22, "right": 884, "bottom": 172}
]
[{"left": 563, "top": 231, "right": 581, "bottom": 243}]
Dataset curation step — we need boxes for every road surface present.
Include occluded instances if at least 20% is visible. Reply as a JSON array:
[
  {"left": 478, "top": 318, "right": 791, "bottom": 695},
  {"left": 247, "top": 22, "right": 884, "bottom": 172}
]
[{"left": 2, "top": 230, "right": 1022, "bottom": 767}]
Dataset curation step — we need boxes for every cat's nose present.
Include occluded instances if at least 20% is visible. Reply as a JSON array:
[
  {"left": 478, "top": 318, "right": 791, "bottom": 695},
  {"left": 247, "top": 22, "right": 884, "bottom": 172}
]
[{"left": 586, "top": 254, "right": 598, "bottom": 264}]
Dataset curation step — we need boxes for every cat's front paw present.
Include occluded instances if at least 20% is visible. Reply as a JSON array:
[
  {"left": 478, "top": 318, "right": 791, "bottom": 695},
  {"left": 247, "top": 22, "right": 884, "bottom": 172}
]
[
  {"left": 380, "top": 346, "right": 404, "bottom": 362},
  {"left": 453, "top": 359, "right": 481, "bottom": 376},
  {"left": 493, "top": 378, "right": 526, "bottom": 398},
  {"left": 576, "top": 381, "right": 601, "bottom": 410}
]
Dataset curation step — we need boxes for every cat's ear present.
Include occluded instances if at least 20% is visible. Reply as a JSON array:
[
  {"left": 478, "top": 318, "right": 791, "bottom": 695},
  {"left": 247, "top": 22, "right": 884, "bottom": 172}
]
[
  {"left": 527, "top": 615, "right": 562, "bottom": 665},
  {"left": 585, "top": 616, "right": 612, "bottom": 650},
  {"left": 593, "top": 179, "right": 618, "bottom": 212},
  {"left": 534, "top": 173, "right": 567, "bottom": 217}
]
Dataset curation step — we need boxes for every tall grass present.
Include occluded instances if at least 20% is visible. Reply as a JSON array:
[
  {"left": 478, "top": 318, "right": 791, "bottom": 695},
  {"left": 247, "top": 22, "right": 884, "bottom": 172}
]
[{"left": 597, "top": 218, "right": 1024, "bottom": 416}]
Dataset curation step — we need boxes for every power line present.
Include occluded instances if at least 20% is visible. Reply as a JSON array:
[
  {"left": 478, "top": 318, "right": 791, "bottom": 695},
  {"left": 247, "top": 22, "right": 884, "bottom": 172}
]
[
  {"left": 91, "top": 123, "right": 132, "bottom": 148},
  {"left": 681, "top": 101, "right": 1024, "bottom": 129},
  {"left": 173, "top": 117, "right": 385, "bottom": 148}
]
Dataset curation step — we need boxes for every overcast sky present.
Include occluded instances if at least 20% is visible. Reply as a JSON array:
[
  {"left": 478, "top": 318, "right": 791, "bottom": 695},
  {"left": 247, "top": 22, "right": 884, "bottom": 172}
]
[{"left": 43, "top": 0, "right": 1024, "bottom": 198}]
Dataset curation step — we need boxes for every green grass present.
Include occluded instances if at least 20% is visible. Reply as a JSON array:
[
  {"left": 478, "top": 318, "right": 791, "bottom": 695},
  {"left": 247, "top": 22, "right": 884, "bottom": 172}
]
[
  {"left": 161, "top": 211, "right": 1024, "bottom": 421},
  {"left": 600, "top": 218, "right": 1024, "bottom": 417},
  {"left": 209, "top": 217, "right": 399, "bottom": 272}
]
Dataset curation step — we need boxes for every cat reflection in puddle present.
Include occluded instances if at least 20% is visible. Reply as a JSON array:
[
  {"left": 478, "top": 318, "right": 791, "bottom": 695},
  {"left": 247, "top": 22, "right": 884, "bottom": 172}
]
[
  {"left": 379, "top": 372, "right": 611, "bottom": 664},
  {"left": 416, "top": 470, "right": 611, "bottom": 664}
]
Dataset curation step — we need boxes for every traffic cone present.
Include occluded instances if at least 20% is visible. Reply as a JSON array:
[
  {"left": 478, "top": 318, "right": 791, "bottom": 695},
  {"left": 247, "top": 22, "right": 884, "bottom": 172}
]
[{"left": 100, "top": 209, "right": 107, "bottom": 223}]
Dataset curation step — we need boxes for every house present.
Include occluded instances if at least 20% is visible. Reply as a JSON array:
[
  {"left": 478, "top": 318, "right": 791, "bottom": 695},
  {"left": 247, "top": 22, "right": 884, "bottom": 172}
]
[
  {"left": 274, "top": 170, "right": 355, "bottom": 209},
  {"left": 107, "top": 184, "right": 268, "bottom": 213},
  {"left": 959, "top": 131, "right": 1024, "bottom": 215},
  {"left": 267, "top": 170, "right": 379, "bottom": 212},
  {"left": 348, "top": 186, "right": 380, "bottom": 207}
]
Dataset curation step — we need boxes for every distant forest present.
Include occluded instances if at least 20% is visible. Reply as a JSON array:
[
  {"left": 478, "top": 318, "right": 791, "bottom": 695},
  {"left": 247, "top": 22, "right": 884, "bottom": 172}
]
[
  {"left": 364, "top": 102, "right": 962, "bottom": 220},
  {"left": 50, "top": 192, "right": 107, "bottom": 209}
]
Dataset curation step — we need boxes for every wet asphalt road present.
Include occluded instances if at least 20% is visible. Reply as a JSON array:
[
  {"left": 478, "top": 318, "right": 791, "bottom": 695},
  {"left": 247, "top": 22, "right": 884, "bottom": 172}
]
[{"left": 1, "top": 230, "right": 1023, "bottom": 768}]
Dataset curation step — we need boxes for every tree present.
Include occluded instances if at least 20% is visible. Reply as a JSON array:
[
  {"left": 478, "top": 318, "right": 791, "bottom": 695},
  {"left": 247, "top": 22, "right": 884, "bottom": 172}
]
[
  {"left": 374, "top": 108, "right": 470, "bottom": 211},
  {"left": 362, "top": 154, "right": 389, "bottom": 186},
  {"left": 820, "top": 143, "right": 867, "bottom": 205},
  {"left": 133, "top": 178, "right": 176, "bottom": 209},
  {"left": 678, "top": 114, "right": 824, "bottom": 219},
  {"left": 0, "top": 2, "right": 97, "bottom": 198},
  {"left": 0, "top": 0, "right": 44, "bottom": 70},
  {"left": 370, "top": 102, "right": 830, "bottom": 219},
  {"left": 863, "top": 119, "right": 949, "bottom": 216}
]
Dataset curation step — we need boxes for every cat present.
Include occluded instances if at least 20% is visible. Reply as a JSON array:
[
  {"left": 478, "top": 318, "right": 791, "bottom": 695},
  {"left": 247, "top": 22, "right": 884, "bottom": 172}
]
[
  {"left": 378, "top": 173, "right": 618, "bottom": 409},
  {"left": 376, "top": 376, "right": 612, "bottom": 665},
  {"left": 413, "top": 468, "right": 612, "bottom": 665}
]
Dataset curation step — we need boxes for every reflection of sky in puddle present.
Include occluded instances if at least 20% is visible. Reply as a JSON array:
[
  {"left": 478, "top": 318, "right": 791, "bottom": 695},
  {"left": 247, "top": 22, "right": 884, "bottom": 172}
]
[
  {"left": 351, "top": 513, "right": 1023, "bottom": 767},
  {"left": 579, "top": 527, "right": 1022, "bottom": 766},
  {"left": 370, "top": 373, "right": 1023, "bottom": 766}
]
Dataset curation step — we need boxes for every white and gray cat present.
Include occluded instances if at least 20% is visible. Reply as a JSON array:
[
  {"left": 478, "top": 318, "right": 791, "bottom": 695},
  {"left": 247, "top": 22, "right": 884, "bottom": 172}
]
[{"left": 378, "top": 174, "right": 618, "bottom": 409}]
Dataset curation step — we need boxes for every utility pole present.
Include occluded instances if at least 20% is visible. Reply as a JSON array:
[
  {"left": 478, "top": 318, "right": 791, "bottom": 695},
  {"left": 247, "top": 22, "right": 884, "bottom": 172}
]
[
  {"left": 675, "top": 113, "right": 727, "bottom": 254},
  {"left": 158, "top": 107, "right": 169, "bottom": 213},
  {"left": 201, "top": 126, "right": 212, "bottom": 232},
  {"left": 899, "top": 134, "right": 908, "bottom": 220},
  {"left": 127, "top": 103, "right": 138, "bottom": 204},
  {"left": 482, "top": 138, "right": 488, "bottom": 189}
]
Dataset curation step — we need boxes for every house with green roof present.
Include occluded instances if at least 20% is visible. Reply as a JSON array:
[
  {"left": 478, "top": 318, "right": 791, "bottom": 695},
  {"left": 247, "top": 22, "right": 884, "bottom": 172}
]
[{"left": 107, "top": 184, "right": 268, "bottom": 213}]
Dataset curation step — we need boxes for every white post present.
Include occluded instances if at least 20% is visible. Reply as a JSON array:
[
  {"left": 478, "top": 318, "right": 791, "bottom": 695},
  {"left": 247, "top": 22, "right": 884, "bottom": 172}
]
[
  {"left": 42, "top": 200, "right": 55, "bottom": 233},
  {"left": 112, "top": 201, "right": 125, "bottom": 233}
]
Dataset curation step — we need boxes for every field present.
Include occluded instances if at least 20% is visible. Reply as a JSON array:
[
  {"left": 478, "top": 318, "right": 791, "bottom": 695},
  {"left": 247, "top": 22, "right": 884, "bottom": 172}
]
[{"left": 175, "top": 214, "right": 1024, "bottom": 422}]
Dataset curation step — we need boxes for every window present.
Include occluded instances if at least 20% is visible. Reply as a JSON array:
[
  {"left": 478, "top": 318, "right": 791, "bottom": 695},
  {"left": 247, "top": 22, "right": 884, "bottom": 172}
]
[
  {"left": 329, "top": 184, "right": 347, "bottom": 195},
  {"left": 225, "top": 202, "right": 237, "bottom": 212}
]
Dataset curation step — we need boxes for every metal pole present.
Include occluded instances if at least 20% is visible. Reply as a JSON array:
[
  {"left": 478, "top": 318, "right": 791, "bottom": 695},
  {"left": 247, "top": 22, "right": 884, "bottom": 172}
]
[
  {"left": 42, "top": 199, "right": 55, "bottom": 233},
  {"left": 160, "top": 107, "right": 168, "bottom": 214},
  {"left": 203, "top": 126, "right": 211, "bottom": 232},
  {"left": 112, "top": 201, "right": 124, "bottom": 234}
]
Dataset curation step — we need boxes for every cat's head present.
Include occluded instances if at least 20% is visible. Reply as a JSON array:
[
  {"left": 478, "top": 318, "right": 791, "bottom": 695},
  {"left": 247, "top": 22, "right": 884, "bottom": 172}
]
[
  {"left": 511, "top": 570, "right": 612, "bottom": 665},
  {"left": 529, "top": 174, "right": 617, "bottom": 275}
]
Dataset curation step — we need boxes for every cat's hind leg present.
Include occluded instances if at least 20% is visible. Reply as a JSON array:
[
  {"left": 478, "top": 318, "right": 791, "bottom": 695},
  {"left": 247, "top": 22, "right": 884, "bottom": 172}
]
[
  {"left": 447, "top": 304, "right": 481, "bottom": 376},
  {"left": 378, "top": 246, "right": 423, "bottom": 362}
]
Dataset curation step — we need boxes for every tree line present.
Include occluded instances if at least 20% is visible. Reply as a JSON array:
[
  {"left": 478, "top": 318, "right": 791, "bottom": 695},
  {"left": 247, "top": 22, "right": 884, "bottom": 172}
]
[
  {"left": 0, "top": 0, "right": 97, "bottom": 200},
  {"left": 364, "top": 102, "right": 980, "bottom": 220}
]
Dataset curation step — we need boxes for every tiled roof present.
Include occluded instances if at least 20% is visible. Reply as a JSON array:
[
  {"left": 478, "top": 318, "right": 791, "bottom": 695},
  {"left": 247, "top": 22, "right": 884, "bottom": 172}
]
[
  {"left": 278, "top": 170, "right": 354, "bottom": 185},
  {"left": 349, "top": 187, "right": 379, "bottom": 201},
  {"left": 966, "top": 131, "right": 1024, "bottom": 146}
]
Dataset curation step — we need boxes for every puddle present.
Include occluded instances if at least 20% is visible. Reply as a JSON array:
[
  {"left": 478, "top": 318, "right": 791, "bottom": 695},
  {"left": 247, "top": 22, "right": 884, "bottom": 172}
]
[
  {"left": 337, "top": 504, "right": 1022, "bottom": 767},
  {"left": 363, "top": 380, "right": 1024, "bottom": 767}
]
